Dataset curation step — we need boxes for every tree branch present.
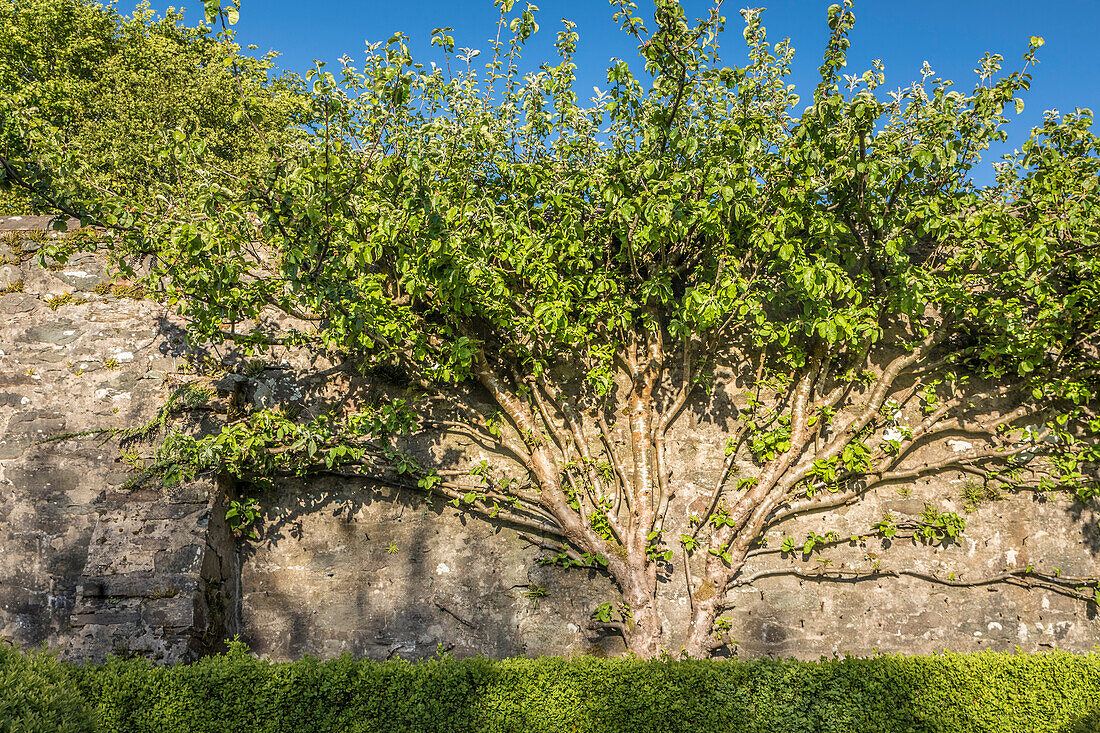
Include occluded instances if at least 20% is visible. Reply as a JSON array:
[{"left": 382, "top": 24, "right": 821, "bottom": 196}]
[{"left": 733, "top": 566, "right": 1098, "bottom": 604}]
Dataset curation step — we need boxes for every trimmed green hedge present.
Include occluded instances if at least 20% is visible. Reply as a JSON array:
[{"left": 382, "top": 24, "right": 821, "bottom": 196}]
[
  {"left": 0, "top": 644, "right": 95, "bottom": 733},
  {"left": 2, "top": 643, "right": 1098, "bottom": 733}
]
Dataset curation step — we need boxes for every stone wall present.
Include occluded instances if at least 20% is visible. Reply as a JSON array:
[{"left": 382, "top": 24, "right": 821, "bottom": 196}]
[
  {"left": 236, "top": 393, "right": 1100, "bottom": 660},
  {"left": 0, "top": 216, "right": 236, "bottom": 662},
  {"left": 1, "top": 215, "right": 1097, "bottom": 662}
]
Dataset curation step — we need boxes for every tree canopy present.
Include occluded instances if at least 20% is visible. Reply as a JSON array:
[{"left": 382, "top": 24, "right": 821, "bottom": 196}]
[
  {"left": 9, "top": 0, "right": 1100, "bottom": 657},
  {"left": 0, "top": 0, "right": 309, "bottom": 215}
]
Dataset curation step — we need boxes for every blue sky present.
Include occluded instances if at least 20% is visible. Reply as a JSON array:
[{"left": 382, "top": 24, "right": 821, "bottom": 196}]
[{"left": 147, "top": 1, "right": 1099, "bottom": 184}]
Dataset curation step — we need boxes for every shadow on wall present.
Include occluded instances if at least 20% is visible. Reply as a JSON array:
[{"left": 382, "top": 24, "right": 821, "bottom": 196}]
[
  {"left": 1068, "top": 499, "right": 1100, "bottom": 559},
  {"left": 159, "top": 323, "right": 1100, "bottom": 660},
  {"left": 236, "top": 472, "right": 546, "bottom": 660},
  {"left": 216, "top": 357, "right": 628, "bottom": 660}
]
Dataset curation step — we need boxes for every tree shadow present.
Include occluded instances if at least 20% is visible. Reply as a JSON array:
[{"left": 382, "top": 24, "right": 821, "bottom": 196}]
[
  {"left": 170, "top": 350, "right": 633, "bottom": 662},
  {"left": 187, "top": 329, "right": 1100, "bottom": 664},
  {"left": 1066, "top": 500, "right": 1100, "bottom": 557},
  {"left": 233, "top": 466, "right": 606, "bottom": 661}
]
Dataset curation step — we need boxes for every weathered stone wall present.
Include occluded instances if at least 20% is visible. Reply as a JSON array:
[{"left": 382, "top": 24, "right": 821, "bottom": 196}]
[
  {"left": 0, "top": 216, "right": 236, "bottom": 662},
  {"left": 1, "top": 215, "right": 1097, "bottom": 662},
  {"left": 237, "top": 394, "right": 1099, "bottom": 660},
  {"left": 240, "top": 476, "right": 618, "bottom": 660}
]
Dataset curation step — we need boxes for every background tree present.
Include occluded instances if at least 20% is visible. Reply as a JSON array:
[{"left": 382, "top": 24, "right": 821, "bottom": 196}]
[
  {"left": 10, "top": 0, "right": 1100, "bottom": 657},
  {"left": 0, "top": 0, "right": 310, "bottom": 216}
]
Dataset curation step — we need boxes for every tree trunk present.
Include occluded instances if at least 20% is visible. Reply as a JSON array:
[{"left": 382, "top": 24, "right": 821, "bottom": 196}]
[{"left": 622, "top": 602, "right": 664, "bottom": 658}]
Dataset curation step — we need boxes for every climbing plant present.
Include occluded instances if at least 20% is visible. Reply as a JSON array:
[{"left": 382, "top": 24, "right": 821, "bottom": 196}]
[{"left": 8, "top": 0, "right": 1100, "bottom": 657}]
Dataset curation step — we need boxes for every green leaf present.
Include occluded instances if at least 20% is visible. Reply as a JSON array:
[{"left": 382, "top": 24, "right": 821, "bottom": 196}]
[{"left": 913, "top": 147, "right": 934, "bottom": 168}]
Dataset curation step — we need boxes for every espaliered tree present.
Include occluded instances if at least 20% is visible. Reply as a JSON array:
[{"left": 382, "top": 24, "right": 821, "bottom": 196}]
[{"left": 12, "top": 0, "right": 1100, "bottom": 657}]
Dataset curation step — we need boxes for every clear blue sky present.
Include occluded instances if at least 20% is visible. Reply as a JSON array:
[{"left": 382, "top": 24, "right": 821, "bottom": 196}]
[{"left": 148, "top": 1, "right": 1099, "bottom": 184}]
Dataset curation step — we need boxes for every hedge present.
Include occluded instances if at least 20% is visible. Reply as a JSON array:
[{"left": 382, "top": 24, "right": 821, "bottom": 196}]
[
  {"left": 0, "top": 643, "right": 96, "bottom": 733},
  {"left": 2, "top": 643, "right": 1098, "bottom": 733}
]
